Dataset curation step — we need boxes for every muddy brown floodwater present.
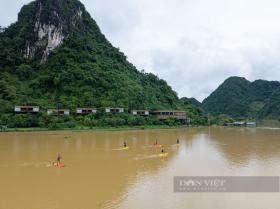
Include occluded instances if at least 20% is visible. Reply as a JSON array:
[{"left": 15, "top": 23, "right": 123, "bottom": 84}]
[{"left": 0, "top": 127, "right": 280, "bottom": 209}]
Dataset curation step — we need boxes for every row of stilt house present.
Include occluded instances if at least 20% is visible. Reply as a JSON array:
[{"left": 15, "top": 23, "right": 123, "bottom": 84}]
[{"left": 14, "top": 106, "right": 187, "bottom": 120}]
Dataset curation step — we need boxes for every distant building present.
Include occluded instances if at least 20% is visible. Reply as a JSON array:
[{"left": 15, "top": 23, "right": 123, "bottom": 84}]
[
  {"left": 105, "top": 108, "right": 124, "bottom": 113},
  {"left": 225, "top": 121, "right": 256, "bottom": 127},
  {"left": 246, "top": 122, "right": 257, "bottom": 127},
  {"left": 130, "top": 110, "right": 149, "bottom": 116},
  {"left": 14, "top": 106, "right": 39, "bottom": 114},
  {"left": 76, "top": 108, "right": 97, "bottom": 115},
  {"left": 151, "top": 110, "right": 187, "bottom": 120},
  {"left": 47, "top": 109, "right": 70, "bottom": 116},
  {"left": 233, "top": 122, "right": 246, "bottom": 126}
]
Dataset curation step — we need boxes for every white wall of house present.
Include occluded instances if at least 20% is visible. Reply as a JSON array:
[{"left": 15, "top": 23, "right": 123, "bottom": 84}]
[
  {"left": 14, "top": 106, "right": 40, "bottom": 113},
  {"left": 47, "top": 110, "right": 70, "bottom": 115},
  {"left": 77, "top": 109, "right": 97, "bottom": 113},
  {"left": 47, "top": 110, "right": 53, "bottom": 115},
  {"left": 105, "top": 108, "right": 124, "bottom": 113},
  {"left": 132, "top": 110, "right": 149, "bottom": 115}
]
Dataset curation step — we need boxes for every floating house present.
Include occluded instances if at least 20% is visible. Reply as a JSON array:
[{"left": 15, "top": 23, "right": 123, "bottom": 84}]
[
  {"left": 14, "top": 106, "right": 39, "bottom": 114},
  {"left": 76, "top": 108, "right": 97, "bottom": 115},
  {"left": 151, "top": 110, "right": 187, "bottom": 120},
  {"left": 105, "top": 108, "right": 124, "bottom": 113},
  {"left": 130, "top": 110, "right": 149, "bottom": 116},
  {"left": 47, "top": 109, "right": 70, "bottom": 116}
]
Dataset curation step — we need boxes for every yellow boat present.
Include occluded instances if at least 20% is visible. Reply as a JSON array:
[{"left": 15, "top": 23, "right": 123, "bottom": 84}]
[
  {"left": 159, "top": 153, "right": 168, "bottom": 157},
  {"left": 123, "top": 147, "right": 129, "bottom": 150}
]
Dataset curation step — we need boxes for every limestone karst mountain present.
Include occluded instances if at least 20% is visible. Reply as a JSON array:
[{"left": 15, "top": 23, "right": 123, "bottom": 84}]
[{"left": 0, "top": 0, "right": 206, "bottom": 127}]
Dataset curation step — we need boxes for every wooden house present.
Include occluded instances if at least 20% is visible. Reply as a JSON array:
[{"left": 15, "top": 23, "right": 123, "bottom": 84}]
[
  {"left": 105, "top": 108, "right": 124, "bottom": 113},
  {"left": 76, "top": 108, "right": 97, "bottom": 115},
  {"left": 14, "top": 106, "right": 39, "bottom": 114},
  {"left": 130, "top": 110, "right": 149, "bottom": 116},
  {"left": 47, "top": 109, "right": 70, "bottom": 116},
  {"left": 151, "top": 110, "right": 187, "bottom": 120}
]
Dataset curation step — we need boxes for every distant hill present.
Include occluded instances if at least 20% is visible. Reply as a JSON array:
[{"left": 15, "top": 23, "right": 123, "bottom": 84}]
[
  {"left": 181, "top": 97, "right": 201, "bottom": 107},
  {"left": 0, "top": 0, "right": 206, "bottom": 127},
  {"left": 202, "top": 76, "right": 280, "bottom": 119}
]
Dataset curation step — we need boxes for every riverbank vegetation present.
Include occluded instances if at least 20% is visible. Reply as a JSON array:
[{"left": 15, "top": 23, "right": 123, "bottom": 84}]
[{"left": 0, "top": 111, "right": 207, "bottom": 130}]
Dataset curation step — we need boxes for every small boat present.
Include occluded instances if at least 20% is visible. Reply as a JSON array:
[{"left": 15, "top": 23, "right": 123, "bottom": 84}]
[
  {"left": 53, "top": 163, "right": 65, "bottom": 168},
  {"left": 123, "top": 147, "right": 129, "bottom": 150},
  {"left": 159, "top": 153, "right": 168, "bottom": 157}
]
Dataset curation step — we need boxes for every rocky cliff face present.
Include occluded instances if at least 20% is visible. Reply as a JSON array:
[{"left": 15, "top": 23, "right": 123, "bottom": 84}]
[{"left": 20, "top": 0, "right": 85, "bottom": 61}]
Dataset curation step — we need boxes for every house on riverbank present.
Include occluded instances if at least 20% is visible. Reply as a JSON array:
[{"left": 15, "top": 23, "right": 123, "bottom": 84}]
[
  {"left": 151, "top": 110, "right": 187, "bottom": 120},
  {"left": 105, "top": 108, "right": 124, "bottom": 113},
  {"left": 76, "top": 108, "right": 97, "bottom": 115},
  {"left": 47, "top": 109, "right": 70, "bottom": 116},
  {"left": 225, "top": 121, "right": 256, "bottom": 127},
  {"left": 14, "top": 106, "right": 39, "bottom": 114},
  {"left": 130, "top": 110, "right": 149, "bottom": 116}
]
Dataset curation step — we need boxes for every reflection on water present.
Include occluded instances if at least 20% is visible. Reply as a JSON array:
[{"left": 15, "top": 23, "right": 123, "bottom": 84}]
[{"left": 0, "top": 127, "right": 280, "bottom": 209}]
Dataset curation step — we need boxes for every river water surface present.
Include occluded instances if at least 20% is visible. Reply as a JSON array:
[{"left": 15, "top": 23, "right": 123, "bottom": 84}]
[{"left": 0, "top": 127, "right": 280, "bottom": 209}]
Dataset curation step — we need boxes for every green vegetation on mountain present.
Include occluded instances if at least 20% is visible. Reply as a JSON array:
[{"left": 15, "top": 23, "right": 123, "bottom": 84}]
[
  {"left": 181, "top": 97, "right": 201, "bottom": 107},
  {"left": 258, "top": 87, "right": 280, "bottom": 119},
  {"left": 0, "top": 0, "right": 207, "bottom": 128},
  {"left": 202, "top": 76, "right": 280, "bottom": 120}
]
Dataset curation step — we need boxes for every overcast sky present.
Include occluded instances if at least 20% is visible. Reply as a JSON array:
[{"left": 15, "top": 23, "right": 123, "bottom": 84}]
[{"left": 1, "top": 0, "right": 280, "bottom": 101}]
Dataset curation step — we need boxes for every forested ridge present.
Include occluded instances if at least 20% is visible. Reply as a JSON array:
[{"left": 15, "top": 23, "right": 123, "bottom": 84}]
[
  {"left": 202, "top": 76, "right": 280, "bottom": 120},
  {"left": 0, "top": 0, "right": 206, "bottom": 128}
]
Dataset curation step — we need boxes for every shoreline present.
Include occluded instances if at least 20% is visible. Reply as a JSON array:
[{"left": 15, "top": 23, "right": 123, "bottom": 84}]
[
  {"left": 1, "top": 125, "right": 280, "bottom": 134},
  {"left": 0, "top": 125, "right": 193, "bottom": 133}
]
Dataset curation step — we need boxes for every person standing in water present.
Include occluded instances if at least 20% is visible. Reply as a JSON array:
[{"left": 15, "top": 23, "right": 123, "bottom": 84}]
[
  {"left": 161, "top": 146, "right": 165, "bottom": 153},
  {"left": 56, "top": 153, "right": 62, "bottom": 165},
  {"left": 154, "top": 139, "right": 158, "bottom": 146},
  {"left": 123, "top": 141, "right": 127, "bottom": 148},
  {"left": 177, "top": 139, "right": 180, "bottom": 145}
]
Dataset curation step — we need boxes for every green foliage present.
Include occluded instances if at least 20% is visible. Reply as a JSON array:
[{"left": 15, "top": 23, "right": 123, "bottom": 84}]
[
  {"left": 202, "top": 77, "right": 280, "bottom": 120},
  {"left": 211, "top": 114, "right": 234, "bottom": 126},
  {"left": 181, "top": 97, "right": 201, "bottom": 107},
  {"left": 6, "top": 114, "right": 39, "bottom": 128},
  {"left": 258, "top": 87, "right": 280, "bottom": 119},
  {"left": 0, "top": 0, "right": 207, "bottom": 128},
  {"left": 0, "top": 112, "right": 192, "bottom": 129},
  {"left": 38, "top": 113, "right": 76, "bottom": 129}
]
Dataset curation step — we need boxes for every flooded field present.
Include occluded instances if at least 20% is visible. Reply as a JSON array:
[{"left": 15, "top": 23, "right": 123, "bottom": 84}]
[{"left": 0, "top": 127, "right": 280, "bottom": 209}]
